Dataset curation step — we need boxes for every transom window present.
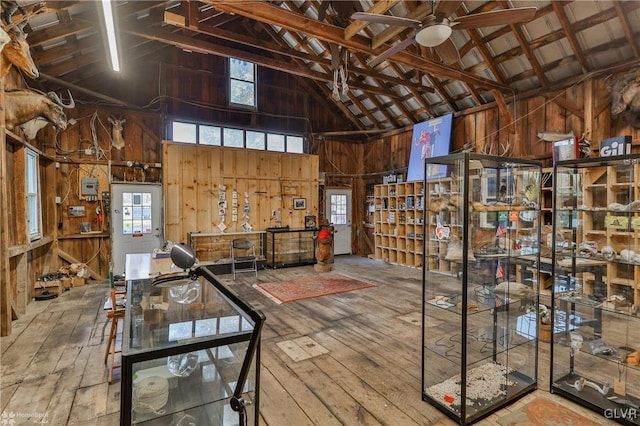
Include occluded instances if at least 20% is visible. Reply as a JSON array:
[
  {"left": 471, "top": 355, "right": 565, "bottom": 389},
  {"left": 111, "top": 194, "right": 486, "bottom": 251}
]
[
  {"left": 229, "top": 58, "right": 256, "bottom": 108},
  {"left": 170, "top": 120, "right": 306, "bottom": 154}
]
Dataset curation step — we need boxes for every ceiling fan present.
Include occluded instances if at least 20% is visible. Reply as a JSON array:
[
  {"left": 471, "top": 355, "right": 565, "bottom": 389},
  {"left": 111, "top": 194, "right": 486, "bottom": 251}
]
[{"left": 352, "top": 1, "right": 537, "bottom": 67}]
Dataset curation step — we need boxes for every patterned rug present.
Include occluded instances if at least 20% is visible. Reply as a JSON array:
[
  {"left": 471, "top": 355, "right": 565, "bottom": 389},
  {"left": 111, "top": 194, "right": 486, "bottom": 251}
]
[
  {"left": 497, "top": 397, "right": 600, "bottom": 426},
  {"left": 254, "top": 274, "right": 375, "bottom": 304}
]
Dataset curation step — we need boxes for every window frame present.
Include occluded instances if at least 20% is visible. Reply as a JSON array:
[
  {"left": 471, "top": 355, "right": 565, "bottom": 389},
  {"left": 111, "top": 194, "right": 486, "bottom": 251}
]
[
  {"left": 229, "top": 58, "right": 257, "bottom": 109},
  {"left": 169, "top": 119, "right": 307, "bottom": 154},
  {"left": 26, "top": 148, "right": 42, "bottom": 241}
]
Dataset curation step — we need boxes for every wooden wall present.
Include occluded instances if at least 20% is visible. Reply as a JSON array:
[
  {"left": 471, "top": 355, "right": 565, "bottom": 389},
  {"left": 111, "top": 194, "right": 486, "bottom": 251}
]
[
  {"left": 3, "top": 60, "right": 639, "bottom": 335},
  {"left": 163, "top": 142, "right": 319, "bottom": 246},
  {"left": 163, "top": 51, "right": 355, "bottom": 136}
]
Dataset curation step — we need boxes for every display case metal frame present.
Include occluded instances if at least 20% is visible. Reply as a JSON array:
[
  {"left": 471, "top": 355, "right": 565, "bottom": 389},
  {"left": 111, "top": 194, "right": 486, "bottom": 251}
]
[
  {"left": 265, "top": 227, "right": 319, "bottom": 268},
  {"left": 120, "top": 267, "right": 265, "bottom": 425},
  {"left": 550, "top": 154, "right": 640, "bottom": 426},
  {"left": 421, "top": 153, "right": 542, "bottom": 425}
]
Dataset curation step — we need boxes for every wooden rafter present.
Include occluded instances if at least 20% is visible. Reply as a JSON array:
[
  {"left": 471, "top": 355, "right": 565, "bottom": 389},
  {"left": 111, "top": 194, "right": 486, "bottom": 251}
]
[
  {"left": 124, "top": 26, "right": 398, "bottom": 98},
  {"left": 344, "top": 0, "right": 400, "bottom": 41},
  {"left": 162, "top": 11, "right": 435, "bottom": 96},
  {"left": 390, "top": 64, "right": 436, "bottom": 119},
  {"left": 369, "top": 2, "right": 436, "bottom": 49},
  {"left": 551, "top": 2, "right": 589, "bottom": 73},
  {"left": 208, "top": 1, "right": 510, "bottom": 91},
  {"left": 496, "top": 0, "right": 548, "bottom": 86},
  {"left": 257, "top": 22, "right": 365, "bottom": 130},
  {"left": 277, "top": 3, "right": 398, "bottom": 130},
  {"left": 613, "top": 1, "right": 640, "bottom": 58},
  {"left": 491, "top": 89, "right": 515, "bottom": 134}
]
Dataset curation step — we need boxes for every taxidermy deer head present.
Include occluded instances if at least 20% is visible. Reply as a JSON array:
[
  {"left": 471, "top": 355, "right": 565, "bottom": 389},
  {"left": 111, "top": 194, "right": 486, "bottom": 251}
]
[
  {"left": 108, "top": 116, "right": 126, "bottom": 150},
  {"left": 606, "top": 68, "right": 640, "bottom": 129}
]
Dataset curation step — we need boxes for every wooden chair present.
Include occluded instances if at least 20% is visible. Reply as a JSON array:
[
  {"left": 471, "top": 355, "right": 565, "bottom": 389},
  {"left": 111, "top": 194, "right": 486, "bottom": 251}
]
[
  {"left": 231, "top": 238, "right": 258, "bottom": 279},
  {"left": 104, "top": 287, "right": 126, "bottom": 383}
]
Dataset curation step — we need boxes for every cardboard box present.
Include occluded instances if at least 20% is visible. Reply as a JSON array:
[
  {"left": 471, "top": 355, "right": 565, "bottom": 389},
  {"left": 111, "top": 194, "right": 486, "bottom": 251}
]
[
  {"left": 71, "top": 277, "right": 85, "bottom": 287},
  {"left": 61, "top": 277, "right": 72, "bottom": 289},
  {"left": 34, "top": 279, "right": 63, "bottom": 297}
]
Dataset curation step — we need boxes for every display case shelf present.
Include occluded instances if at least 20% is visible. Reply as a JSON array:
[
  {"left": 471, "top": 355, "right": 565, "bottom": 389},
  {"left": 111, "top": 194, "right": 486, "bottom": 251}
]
[
  {"left": 422, "top": 153, "right": 542, "bottom": 425},
  {"left": 551, "top": 154, "right": 640, "bottom": 425}
]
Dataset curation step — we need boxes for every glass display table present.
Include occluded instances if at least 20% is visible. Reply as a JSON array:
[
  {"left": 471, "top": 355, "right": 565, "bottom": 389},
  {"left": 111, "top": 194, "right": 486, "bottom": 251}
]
[{"left": 121, "top": 259, "right": 265, "bottom": 425}]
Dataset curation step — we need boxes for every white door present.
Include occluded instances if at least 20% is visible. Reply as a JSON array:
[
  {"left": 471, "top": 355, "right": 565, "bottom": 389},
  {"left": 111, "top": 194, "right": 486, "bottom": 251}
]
[
  {"left": 111, "top": 183, "right": 163, "bottom": 276},
  {"left": 326, "top": 189, "right": 352, "bottom": 255}
]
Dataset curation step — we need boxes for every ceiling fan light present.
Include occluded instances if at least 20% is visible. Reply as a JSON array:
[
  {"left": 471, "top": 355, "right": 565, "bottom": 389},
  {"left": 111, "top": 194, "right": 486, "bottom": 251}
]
[{"left": 415, "top": 23, "right": 452, "bottom": 47}]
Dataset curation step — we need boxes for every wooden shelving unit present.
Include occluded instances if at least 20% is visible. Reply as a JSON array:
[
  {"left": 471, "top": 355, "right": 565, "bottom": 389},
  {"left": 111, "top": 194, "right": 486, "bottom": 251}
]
[
  {"left": 553, "top": 156, "right": 640, "bottom": 306},
  {"left": 373, "top": 180, "right": 424, "bottom": 268}
]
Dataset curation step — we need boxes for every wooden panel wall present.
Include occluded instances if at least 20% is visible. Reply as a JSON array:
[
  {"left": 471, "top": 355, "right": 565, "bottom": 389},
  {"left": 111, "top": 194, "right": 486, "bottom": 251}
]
[
  {"left": 163, "top": 142, "right": 319, "bottom": 245},
  {"left": 163, "top": 52, "right": 355, "bottom": 136}
]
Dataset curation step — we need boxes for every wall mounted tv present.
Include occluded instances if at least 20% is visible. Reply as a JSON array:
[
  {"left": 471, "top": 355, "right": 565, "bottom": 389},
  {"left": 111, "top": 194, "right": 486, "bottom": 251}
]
[{"left": 406, "top": 113, "right": 453, "bottom": 182}]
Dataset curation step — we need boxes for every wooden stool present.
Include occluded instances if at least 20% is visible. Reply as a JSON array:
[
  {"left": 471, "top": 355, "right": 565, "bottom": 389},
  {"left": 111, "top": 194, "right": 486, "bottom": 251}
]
[{"left": 104, "top": 288, "right": 126, "bottom": 383}]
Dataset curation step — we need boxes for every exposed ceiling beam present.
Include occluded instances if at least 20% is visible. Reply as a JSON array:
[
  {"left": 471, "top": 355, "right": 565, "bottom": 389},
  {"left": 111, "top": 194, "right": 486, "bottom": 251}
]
[
  {"left": 124, "top": 26, "right": 399, "bottom": 98},
  {"left": 496, "top": 0, "right": 548, "bottom": 87},
  {"left": 162, "top": 11, "right": 434, "bottom": 94},
  {"left": 39, "top": 72, "right": 132, "bottom": 107},
  {"left": 551, "top": 2, "right": 589, "bottom": 73},
  {"left": 370, "top": 2, "right": 436, "bottom": 49},
  {"left": 491, "top": 90, "right": 515, "bottom": 133},
  {"left": 613, "top": 1, "right": 640, "bottom": 58},
  {"left": 344, "top": 0, "right": 400, "bottom": 41},
  {"left": 208, "top": 1, "right": 510, "bottom": 92},
  {"left": 256, "top": 21, "right": 365, "bottom": 130}
]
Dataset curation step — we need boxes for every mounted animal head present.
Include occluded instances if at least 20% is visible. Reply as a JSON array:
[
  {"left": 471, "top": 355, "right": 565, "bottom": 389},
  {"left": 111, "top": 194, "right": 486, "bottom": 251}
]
[
  {"left": 0, "top": 28, "right": 9, "bottom": 51},
  {"left": 606, "top": 68, "right": 640, "bottom": 128},
  {"left": 0, "top": 26, "right": 38, "bottom": 79},
  {"left": 108, "top": 116, "right": 126, "bottom": 150},
  {"left": 4, "top": 89, "right": 75, "bottom": 135}
]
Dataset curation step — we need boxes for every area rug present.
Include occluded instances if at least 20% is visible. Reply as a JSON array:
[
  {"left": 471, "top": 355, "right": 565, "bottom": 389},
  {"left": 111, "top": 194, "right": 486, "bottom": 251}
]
[
  {"left": 253, "top": 274, "right": 375, "bottom": 304},
  {"left": 497, "top": 397, "right": 600, "bottom": 426}
]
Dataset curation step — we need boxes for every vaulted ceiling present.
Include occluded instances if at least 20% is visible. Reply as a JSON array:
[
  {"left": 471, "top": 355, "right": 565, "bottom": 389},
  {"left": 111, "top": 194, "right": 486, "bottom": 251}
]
[{"left": 11, "top": 0, "right": 640, "bottom": 135}]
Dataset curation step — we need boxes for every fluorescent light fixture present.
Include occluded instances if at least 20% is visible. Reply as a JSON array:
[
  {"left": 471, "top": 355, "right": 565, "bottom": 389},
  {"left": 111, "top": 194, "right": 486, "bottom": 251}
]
[{"left": 101, "top": 0, "right": 120, "bottom": 72}]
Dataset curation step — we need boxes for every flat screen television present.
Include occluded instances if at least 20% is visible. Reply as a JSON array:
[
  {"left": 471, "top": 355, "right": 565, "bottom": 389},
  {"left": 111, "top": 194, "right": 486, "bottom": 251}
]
[{"left": 406, "top": 113, "right": 453, "bottom": 181}]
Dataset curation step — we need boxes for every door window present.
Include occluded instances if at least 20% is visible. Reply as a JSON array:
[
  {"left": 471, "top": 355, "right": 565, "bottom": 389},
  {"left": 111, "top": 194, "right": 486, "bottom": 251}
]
[
  {"left": 122, "top": 192, "right": 153, "bottom": 234},
  {"left": 330, "top": 194, "right": 347, "bottom": 225}
]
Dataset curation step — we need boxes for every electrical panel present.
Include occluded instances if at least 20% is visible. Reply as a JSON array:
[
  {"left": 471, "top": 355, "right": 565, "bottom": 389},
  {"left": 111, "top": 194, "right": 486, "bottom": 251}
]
[{"left": 81, "top": 177, "right": 99, "bottom": 201}]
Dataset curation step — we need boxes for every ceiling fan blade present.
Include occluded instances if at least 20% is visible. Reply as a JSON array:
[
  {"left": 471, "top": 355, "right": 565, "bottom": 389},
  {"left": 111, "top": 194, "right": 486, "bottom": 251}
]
[
  {"left": 434, "top": 38, "right": 460, "bottom": 65},
  {"left": 351, "top": 12, "right": 421, "bottom": 28},
  {"left": 368, "top": 36, "right": 416, "bottom": 67},
  {"left": 455, "top": 7, "right": 537, "bottom": 30},
  {"left": 434, "top": 0, "right": 463, "bottom": 18}
]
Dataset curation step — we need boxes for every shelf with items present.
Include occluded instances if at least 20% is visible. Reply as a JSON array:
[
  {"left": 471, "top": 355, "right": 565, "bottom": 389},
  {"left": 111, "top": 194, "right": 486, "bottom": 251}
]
[
  {"left": 551, "top": 154, "right": 640, "bottom": 425},
  {"left": 422, "top": 153, "right": 542, "bottom": 425},
  {"left": 373, "top": 180, "right": 425, "bottom": 268}
]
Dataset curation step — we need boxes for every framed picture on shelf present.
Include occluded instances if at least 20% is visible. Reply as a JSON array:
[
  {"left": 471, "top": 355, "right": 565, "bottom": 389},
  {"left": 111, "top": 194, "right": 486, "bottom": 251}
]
[
  {"left": 293, "top": 198, "right": 306, "bottom": 210},
  {"left": 304, "top": 215, "right": 317, "bottom": 229}
]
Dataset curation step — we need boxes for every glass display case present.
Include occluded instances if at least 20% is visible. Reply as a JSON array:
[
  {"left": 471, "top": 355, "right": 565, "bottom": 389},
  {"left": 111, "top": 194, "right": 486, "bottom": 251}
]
[
  {"left": 422, "top": 153, "right": 541, "bottom": 425},
  {"left": 265, "top": 228, "right": 318, "bottom": 268},
  {"left": 551, "top": 155, "right": 640, "bottom": 425},
  {"left": 121, "top": 267, "right": 265, "bottom": 425}
]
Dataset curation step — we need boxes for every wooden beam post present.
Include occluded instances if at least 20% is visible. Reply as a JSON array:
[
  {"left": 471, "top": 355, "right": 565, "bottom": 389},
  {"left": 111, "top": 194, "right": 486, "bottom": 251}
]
[{"left": 1, "top": 74, "right": 12, "bottom": 336}]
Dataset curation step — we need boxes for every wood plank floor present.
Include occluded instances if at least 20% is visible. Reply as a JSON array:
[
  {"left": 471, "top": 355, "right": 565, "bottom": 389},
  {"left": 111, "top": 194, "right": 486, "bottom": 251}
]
[{"left": 0, "top": 256, "right": 618, "bottom": 425}]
